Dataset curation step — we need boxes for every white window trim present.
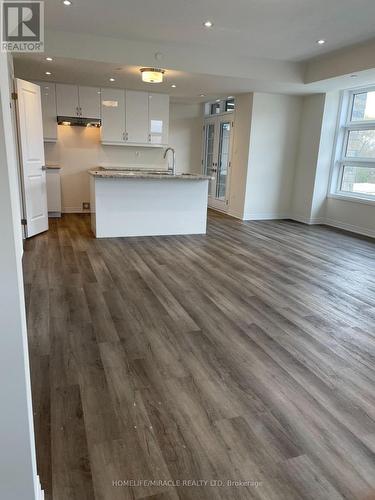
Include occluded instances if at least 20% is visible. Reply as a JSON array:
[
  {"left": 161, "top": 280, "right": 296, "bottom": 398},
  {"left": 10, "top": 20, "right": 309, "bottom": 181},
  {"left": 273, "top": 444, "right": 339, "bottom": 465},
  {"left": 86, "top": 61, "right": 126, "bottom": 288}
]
[{"left": 329, "top": 86, "right": 375, "bottom": 205}]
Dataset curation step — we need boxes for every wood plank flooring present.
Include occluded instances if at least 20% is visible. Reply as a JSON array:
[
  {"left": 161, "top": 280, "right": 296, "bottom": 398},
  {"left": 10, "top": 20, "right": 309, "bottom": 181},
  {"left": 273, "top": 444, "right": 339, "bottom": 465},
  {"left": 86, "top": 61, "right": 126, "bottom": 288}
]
[{"left": 23, "top": 211, "right": 375, "bottom": 500}]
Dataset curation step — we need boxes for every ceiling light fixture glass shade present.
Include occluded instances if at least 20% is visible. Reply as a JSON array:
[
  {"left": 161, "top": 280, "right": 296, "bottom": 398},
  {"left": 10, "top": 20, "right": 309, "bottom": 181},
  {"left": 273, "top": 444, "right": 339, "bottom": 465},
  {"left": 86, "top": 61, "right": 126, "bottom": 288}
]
[{"left": 140, "top": 68, "right": 165, "bottom": 83}]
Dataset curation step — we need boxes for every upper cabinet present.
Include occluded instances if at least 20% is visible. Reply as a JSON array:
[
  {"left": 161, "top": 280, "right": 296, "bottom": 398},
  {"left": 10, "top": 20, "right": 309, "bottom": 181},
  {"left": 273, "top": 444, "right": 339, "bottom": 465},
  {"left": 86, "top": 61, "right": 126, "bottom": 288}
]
[
  {"left": 56, "top": 83, "right": 79, "bottom": 117},
  {"left": 41, "top": 83, "right": 169, "bottom": 147},
  {"left": 34, "top": 81, "right": 57, "bottom": 142},
  {"left": 78, "top": 86, "right": 101, "bottom": 119},
  {"left": 125, "top": 90, "right": 149, "bottom": 144},
  {"left": 101, "top": 88, "right": 169, "bottom": 147},
  {"left": 149, "top": 93, "right": 169, "bottom": 145},
  {"left": 56, "top": 84, "right": 101, "bottom": 118},
  {"left": 101, "top": 88, "right": 126, "bottom": 144}
]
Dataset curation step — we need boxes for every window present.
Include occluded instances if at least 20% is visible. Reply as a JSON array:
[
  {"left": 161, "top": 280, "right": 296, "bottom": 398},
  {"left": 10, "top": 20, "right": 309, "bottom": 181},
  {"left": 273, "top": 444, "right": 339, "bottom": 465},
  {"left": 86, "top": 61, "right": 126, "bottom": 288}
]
[
  {"left": 205, "top": 98, "right": 235, "bottom": 116},
  {"left": 210, "top": 102, "right": 221, "bottom": 115},
  {"left": 225, "top": 99, "right": 235, "bottom": 112},
  {"left": 332, "top": 88, "right": 375, "bottom": 201}
]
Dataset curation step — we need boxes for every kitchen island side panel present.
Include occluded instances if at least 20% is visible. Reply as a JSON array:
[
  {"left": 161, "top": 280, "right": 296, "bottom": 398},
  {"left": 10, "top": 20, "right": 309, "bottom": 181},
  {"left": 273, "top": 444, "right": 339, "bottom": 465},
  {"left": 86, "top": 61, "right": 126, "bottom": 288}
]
[{"left": 91, "top": 177, "right": 209, "bottom": 238}]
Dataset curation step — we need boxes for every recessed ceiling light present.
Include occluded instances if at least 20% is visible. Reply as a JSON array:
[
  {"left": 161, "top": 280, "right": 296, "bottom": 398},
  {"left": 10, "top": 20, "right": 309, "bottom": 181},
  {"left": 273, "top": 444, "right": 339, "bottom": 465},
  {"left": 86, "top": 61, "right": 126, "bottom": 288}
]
[
  {"left": 63, "top": 0, "right": 72, "bottom": 5},
  {"left": 199, "top": 94, "right": 205, "bottom": 97},
  {"left": 45, "top": 71, "right": 51, "bottom": 75},
  {"left": 109, "top": 77, "right": 115, "bottom": 82},
  {"left": 215, "top": 99, "right": 220, "bottom": 102},
  {"left": 203, "top": 20, "right": 213, "bottom": 28},
  {"left": 317, "top": 39, "right": 326, "bottom": 45},
  {"left": 46, "top": 57, "right": 53, "bottom": 61},
  {"left": 171, "top": 84, "right": 176, "bottom": 88}
]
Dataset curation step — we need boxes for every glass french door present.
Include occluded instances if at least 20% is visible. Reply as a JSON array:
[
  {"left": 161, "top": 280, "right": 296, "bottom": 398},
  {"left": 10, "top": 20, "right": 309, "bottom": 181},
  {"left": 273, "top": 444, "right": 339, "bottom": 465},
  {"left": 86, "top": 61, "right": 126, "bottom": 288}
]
[{"left": 203, "top": 115, "right": 233, "bottom": 211}]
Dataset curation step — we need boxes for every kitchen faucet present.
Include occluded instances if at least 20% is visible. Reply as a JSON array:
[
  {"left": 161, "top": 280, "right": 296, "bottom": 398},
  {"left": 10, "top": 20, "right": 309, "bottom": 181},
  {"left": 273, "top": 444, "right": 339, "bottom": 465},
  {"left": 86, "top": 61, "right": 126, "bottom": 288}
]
[{"left": 164, "top": 147, "right": 176, "bottom": 175}]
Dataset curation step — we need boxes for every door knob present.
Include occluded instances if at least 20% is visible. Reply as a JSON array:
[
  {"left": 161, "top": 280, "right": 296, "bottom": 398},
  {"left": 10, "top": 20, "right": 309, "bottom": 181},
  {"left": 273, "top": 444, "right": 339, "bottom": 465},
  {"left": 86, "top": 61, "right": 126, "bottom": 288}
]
[{"left": 41, "top": 165, "right": 47, "bottom": 171}]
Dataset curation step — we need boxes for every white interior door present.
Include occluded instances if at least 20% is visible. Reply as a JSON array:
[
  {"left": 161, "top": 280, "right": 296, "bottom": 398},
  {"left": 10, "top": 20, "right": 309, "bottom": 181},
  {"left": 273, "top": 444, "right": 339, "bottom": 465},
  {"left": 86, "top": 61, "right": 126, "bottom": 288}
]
[{"left": 16, "top": 78, "right": 48, "bottom": 238}]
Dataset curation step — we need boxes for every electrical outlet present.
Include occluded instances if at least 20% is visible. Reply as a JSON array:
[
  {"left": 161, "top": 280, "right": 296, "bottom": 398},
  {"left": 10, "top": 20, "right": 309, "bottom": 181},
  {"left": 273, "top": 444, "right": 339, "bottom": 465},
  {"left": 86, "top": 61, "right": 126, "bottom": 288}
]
[{"left": 82, "top": 202, "right": 90, "bottom": 211}]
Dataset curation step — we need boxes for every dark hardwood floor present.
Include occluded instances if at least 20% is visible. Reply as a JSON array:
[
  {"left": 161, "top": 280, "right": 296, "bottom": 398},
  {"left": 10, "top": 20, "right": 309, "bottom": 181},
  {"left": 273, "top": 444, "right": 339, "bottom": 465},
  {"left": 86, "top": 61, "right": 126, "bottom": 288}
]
[{"left": 24, "top": 211, "right": 375, "bottom": 500}]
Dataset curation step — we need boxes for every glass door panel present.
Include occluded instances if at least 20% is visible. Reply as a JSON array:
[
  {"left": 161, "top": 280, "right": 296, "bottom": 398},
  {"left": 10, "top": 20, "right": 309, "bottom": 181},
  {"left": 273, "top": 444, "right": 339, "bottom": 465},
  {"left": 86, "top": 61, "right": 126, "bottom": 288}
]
[
  {"left": 216, "top": 121, "right": 231, "bottom": 200},
  {"left": 204, "top": 122, "right": 217, "bottom": 197}
]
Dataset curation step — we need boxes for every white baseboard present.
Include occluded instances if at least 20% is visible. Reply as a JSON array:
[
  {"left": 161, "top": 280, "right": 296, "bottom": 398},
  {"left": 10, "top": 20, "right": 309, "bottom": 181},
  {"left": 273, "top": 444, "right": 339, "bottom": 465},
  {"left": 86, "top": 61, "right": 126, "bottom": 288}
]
[
  {"left": 61, "top": 207, "right": 375, "bottom": 240},
  {"left": 62, "top": 207, "right": 90, "bottom": 214},
  {"left": 242, "top": 212, "right": 290, "bottom": 221},
  {"left": 225, "top": 208, "right": 244, "bottom": 220},
  {"left": 324, "top": 217, "right": 375, "bottom": 239},
  {"left": 289, "top": 214, "right": 325, "bottom": 225},
  {"left": 36, "top": 476, "right": 44, "bottom": 500}
]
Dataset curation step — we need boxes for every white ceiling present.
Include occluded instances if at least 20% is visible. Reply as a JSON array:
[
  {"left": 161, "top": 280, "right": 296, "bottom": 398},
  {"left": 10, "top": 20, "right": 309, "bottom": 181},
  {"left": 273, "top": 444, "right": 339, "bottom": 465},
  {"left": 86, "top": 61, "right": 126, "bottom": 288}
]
[
  {"left": 44, "top": 0, "right": 375, "bottom": 62},
  {"left": 13, "top": 0, "right": 375, "bottom": 101},
  {"left": 13, "top": 56, "right": 308, "bottom": 102}
]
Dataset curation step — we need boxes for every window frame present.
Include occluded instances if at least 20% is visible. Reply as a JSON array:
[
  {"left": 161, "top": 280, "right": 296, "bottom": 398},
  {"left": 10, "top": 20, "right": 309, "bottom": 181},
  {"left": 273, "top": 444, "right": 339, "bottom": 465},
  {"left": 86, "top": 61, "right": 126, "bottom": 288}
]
[{"left": 330, "top": 86, "right": 375, "bottom": 203}]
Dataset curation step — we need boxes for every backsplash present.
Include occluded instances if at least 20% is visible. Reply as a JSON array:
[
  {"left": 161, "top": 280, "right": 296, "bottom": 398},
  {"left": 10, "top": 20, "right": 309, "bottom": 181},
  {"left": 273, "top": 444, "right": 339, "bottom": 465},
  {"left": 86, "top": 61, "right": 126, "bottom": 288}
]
[{"left": 44, "top": 126, "right": 168, "bottom": 213}]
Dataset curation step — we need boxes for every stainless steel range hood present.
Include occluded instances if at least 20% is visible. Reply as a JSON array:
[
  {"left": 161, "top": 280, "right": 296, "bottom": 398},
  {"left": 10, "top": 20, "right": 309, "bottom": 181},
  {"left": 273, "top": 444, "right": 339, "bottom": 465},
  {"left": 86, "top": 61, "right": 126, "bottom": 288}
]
[{"left": 57, "top": 116, "right": 101, "bottom": 127}]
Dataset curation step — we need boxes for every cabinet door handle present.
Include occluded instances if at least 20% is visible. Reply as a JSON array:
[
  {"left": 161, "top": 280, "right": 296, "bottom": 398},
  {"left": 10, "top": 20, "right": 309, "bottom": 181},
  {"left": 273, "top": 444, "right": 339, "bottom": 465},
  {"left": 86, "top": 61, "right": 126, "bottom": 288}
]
[
  {"left": 76, "top": 106, "right": 79, "bottom": 116},
  {"left": 126, "top": 132, "right": 129, "bottom": 141},
  {"left": 148, "top": 133, "right": 151, "bottom": 142},
  {"left": 122, "top": 131, "right": 125, "bottom": 141}
]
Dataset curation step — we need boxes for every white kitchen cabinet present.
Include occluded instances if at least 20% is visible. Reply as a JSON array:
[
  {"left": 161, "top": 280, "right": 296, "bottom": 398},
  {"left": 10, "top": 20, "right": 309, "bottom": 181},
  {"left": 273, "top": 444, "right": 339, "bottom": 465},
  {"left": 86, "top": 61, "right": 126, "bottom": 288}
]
[
  {"left": 56, "top": 83, "right": 79, "bottom": 117},
  {"left": 46, "top": 167, "right": 62, "bottom": 217},
  {"left": 35, "top": 81, "right": 57, "bottom": 142},
  {"left": 148, "top": 93, "right": 169, "bottom": 145},
  {"left": 101, "top": 88, "right": 126, "bottom": 144},
  {"left": 78, "top": 86, "right": 101, "bottom": 119},
  {"left": 56, "top": 84, "right": 101, "bottom": 118},
  {"left": 125, "top": 90, "right": 149, "bottom": 143},
  {"left": 100, "top": 88, "right": 169, "bottom": 146}
]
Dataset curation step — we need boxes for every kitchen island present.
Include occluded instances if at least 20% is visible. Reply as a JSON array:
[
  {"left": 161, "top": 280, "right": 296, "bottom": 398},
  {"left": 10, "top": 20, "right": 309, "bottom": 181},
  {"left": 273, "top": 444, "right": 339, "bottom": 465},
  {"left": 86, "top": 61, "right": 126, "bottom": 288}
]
[{"left": 89, "top": 168, "right": 211, "bottom": 238}]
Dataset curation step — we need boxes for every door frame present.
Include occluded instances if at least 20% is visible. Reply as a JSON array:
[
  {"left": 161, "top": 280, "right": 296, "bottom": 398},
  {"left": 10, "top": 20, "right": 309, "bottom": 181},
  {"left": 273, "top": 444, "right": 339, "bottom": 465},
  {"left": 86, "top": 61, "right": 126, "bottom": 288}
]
[{"left": 202, "top": 113, "right": 234, "bottom": 213}]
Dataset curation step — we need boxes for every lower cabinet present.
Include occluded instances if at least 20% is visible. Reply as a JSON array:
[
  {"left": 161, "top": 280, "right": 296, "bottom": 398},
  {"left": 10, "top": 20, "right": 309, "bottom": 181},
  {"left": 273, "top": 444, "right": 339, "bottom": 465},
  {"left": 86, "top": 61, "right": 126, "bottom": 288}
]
[{"left": 46, "top": 167, "right": 62, "bottom": 217}]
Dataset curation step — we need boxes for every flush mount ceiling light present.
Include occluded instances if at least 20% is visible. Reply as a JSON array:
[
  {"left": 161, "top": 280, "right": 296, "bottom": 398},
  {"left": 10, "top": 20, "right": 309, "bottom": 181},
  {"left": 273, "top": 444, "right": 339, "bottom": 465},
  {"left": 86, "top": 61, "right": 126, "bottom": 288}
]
[
  {"left": 203, "top": 20, "right": 213, "bottom": 28},
  {"left": 140, "top": 68, "right": 165, "bottom": 84},
  {"left": 317, "top": 39, "right": 326, "bottom": 45}
]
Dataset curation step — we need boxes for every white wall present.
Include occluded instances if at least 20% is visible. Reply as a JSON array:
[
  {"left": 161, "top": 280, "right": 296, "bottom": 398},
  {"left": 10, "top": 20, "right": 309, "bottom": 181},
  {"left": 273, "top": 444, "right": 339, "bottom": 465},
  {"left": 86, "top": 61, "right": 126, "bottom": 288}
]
[
  {"left": 291, "top": 94, "right": 326, "bottom": 222},
  {"left": 325, "top": 198, "right": 375, "bottom": 237},
  {"left": 310, "top": 92, "right": 340, "bottom": 220},
  {"left": 244, "top": 93, "right": 302, "bottom": 219},
  {"left": 44, "top": 103, "right": 200, "bottom": 212},
  {"left": 289, "top": 91, "right": 375, "bottom": 238},
  {"left": 0, "top": 54, "right": 40, "bottom": 500},
  {"left": 168, "top": 103, "right": 203, "bottom": 174},
  {"left": 227, "top": 93, "right": 253, "bottom": 219}
]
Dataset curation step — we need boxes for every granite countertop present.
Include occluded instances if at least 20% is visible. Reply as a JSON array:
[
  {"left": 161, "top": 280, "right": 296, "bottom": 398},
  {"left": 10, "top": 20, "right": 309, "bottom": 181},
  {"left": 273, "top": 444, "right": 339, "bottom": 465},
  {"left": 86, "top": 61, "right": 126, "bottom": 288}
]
[{"left": 88, "top": 168, "right": 212, "bottom": 181}]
